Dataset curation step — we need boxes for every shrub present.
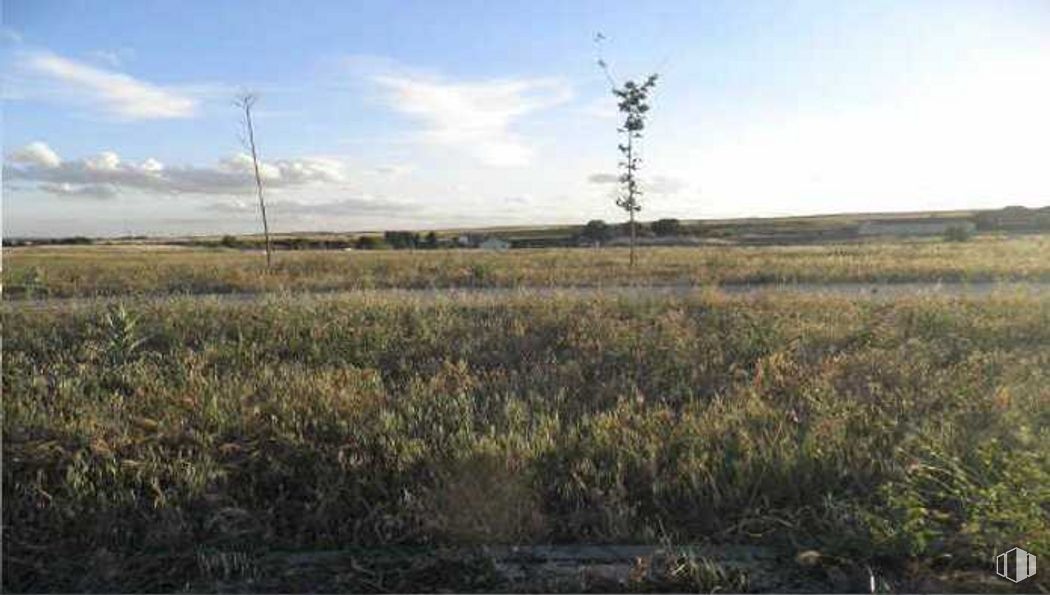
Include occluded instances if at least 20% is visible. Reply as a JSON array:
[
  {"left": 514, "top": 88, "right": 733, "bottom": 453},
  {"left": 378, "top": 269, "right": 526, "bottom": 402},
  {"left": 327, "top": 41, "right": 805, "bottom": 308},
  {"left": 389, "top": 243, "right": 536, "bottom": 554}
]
[
  {"left": 620, "top": 220, "right": 650, "bottom": 237},
  {"left": 384, "top": 231, "right": 421, "bottom": 250},
  {"left": 944, "top": 225, "right": 974, "bottom": 242},
  {"left": 581, "top": 220, "right": 612, "bottom": 244},
  {"left": 354, "top": 235, "right": 387, "bottom": 250},
  {"left": 651, "top": 218, "right": 682, "bottom": 236}
]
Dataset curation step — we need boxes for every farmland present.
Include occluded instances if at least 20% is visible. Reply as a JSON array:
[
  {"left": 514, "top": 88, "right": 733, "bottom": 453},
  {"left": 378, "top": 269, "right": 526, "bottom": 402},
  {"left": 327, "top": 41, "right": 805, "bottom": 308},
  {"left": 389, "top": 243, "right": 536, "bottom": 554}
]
[
  {"left": 5, "top": 235, "right": 1050, "bottom": 299},
  {"left": 3, "top": 239, "right": 1049, "bottom": 592}
]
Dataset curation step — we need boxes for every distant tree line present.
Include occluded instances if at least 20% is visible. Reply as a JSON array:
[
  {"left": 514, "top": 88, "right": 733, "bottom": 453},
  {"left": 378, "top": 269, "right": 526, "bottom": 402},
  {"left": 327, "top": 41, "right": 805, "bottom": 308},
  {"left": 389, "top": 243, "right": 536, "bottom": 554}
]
[
  {"left": 211, "top": 231, "right": 443, "bottom": 251},
  {"left": 215, "top": 219, "right": 695, "bottom": 252},
  {"left": 36, "top": 206, "right": 1045, "bottom": 254},
  {"left": 3, "top": 237, "right": 94, "bottom": 247},
  {"left": 578, "top": 218, "right": 685, "bottom": 244},
  {"left": 381, "top": 231, "right": 440, "bottom": 250},
  {"left": 216, "top": 236, "right": 355, "bottom": 250},
  {"left": 975, "top": 206, "right": 1050, "bottom": 231}
]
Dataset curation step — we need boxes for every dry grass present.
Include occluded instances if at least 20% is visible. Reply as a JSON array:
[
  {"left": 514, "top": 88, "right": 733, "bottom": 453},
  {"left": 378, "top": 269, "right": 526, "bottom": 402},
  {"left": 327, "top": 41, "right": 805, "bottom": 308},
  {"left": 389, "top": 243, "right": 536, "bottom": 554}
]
[
  {"left": 4, "top": 235, "right": 1049, "bottom": 298},
  {"left": 3, "top": 290, "right": 1048, "bottom": 591}
]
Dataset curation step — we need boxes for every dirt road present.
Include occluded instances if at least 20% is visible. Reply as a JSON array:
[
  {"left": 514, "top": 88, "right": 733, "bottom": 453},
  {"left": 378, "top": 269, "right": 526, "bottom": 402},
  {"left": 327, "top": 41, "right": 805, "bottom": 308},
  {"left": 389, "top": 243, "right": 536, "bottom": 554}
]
[{"left": 5, "top": 281, "right": 1049, "bottom": 311}]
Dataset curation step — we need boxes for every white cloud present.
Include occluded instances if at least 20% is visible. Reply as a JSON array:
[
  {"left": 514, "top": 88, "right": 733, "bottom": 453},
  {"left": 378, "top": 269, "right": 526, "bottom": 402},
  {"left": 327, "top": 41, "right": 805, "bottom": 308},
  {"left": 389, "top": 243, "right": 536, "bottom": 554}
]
[
  {"left": 219, "top": 153, "right": 282, "bottom": 181},
  {"left": 140, "top": 158, "right": 164, "bottom": 172},
  {"left": 8, "top": 141, "right": 62, "bottom": 168},
  {"left": 588, "top": 172, "right": 684, "bottom": 194},
  {"left": 375, "top": 74, "right": 572, "bottom": 166},
  {"left": 214, "top": 153, "right": 347, "bottom": 184},
  {"left": 88, "top": 48, "right": 135, "bottom": 68},
  {"left": 645, "top": 175, "right": 685, "bottom": 195},
  {"left": 85, "top": 151, "right": 121, "bottom": 171},
  {"left": 22, "top": 51, "right": 197, "bottom": 119},
  {"left": 4, "top": 142, "right": 350, "bottom": 197},
  {"left": 274, "top": 156, "right": 347, "bottom": 185},
  {"left": 588, "top": 173, "right": 619, "bottom": 184},
  {"left": 373, "top": 164, "right": 414, "bottom": 176},
  {"left": 578, "top": 96, "right": 618, "bottom": 120},
  {"left": 39, "top": 182, "right": 119, "bottom": 200},
  {"left": 205, "top": 196, "right": 416, "bottom": 218},
  {"left": 503, "top": 194, "right": 534, "bottom": 205}
]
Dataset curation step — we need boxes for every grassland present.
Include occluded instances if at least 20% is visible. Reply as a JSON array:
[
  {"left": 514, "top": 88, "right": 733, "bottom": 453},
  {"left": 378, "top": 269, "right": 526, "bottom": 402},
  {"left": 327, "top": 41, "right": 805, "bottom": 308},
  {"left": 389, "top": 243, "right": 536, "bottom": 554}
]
[
  {"left": 5, "top": 235, "right": 1050, "bottom": 298},
  {"left": 3, "top": 289, "right": 1048, "bottom": 592}
]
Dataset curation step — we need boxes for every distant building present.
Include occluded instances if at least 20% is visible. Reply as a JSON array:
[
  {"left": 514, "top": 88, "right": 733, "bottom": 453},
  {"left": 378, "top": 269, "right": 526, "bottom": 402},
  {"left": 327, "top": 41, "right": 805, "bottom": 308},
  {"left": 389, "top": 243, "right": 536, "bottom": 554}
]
[
  {"left": 478, "top": 237, "right": 511, "bottom": 250},
  {"left": 858, "top": 219, "right": 975, "bottom": 237}
]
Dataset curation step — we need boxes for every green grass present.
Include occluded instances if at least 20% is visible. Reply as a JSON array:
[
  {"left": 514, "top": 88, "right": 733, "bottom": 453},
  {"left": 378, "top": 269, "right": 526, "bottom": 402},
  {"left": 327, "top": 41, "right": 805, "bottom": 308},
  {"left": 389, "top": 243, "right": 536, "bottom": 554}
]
[
  {"left": 3, "top": 291, "right": 1048, "bottom": 591},
  {"left": 4, "top": 235, "right": 1050, "bottom": 298}
]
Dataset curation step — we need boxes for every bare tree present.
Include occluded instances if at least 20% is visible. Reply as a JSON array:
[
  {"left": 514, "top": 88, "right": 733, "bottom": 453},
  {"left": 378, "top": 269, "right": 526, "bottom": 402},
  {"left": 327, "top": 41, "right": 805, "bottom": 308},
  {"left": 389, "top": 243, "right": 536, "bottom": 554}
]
[
  {"left": 596, "top": 34, "right": 659, "bottom": 268},
  {"left": 235, "top": 92, "right": 273, "bottom": 270}
]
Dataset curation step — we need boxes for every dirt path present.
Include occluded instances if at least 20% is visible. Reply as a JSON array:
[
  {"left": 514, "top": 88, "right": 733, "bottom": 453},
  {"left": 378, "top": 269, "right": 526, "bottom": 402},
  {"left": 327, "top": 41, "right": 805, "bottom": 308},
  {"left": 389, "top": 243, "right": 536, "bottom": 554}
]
[
  {"left": 196, "top": 543, "right": 994, "bottom": 592},
  {"left": 5, "top": 281, "right": 1049, "bottom": 311}
]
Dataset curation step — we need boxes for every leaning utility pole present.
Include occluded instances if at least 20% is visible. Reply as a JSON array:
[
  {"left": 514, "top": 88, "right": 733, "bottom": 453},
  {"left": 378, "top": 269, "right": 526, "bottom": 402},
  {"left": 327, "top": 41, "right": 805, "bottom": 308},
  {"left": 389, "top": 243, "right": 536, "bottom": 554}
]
[{"left": 235, "top": 93, "right": 273, "bottom": 270}]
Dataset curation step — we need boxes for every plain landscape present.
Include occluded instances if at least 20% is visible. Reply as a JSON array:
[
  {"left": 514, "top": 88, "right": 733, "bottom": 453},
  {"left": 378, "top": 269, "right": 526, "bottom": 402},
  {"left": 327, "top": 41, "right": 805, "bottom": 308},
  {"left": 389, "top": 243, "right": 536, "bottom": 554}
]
[
  {"left": 4, "top": 2, "right": 1050, "bottom": 590},
  {"left": 3, "top": 213, "right": 1049, "bottom": 592}
]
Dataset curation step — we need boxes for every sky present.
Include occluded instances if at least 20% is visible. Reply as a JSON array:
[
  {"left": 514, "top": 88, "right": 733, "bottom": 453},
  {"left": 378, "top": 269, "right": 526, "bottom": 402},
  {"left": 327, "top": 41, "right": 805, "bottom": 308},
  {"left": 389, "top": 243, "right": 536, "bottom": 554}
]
[{"left": 3, "top": 0, "right": 1049, "bottom": 238}]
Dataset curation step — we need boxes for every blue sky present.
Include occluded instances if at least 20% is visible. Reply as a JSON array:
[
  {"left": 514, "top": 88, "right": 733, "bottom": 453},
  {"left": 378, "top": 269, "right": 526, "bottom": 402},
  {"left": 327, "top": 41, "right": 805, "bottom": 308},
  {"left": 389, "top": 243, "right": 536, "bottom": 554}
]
[{"left": 3, "top": 0, "right": 1049, "bottom": 237}]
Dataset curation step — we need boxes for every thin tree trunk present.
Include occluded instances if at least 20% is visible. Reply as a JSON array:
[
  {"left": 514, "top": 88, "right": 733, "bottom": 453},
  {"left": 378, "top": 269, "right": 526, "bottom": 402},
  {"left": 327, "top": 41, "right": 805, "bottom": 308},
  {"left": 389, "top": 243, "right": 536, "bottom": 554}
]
[
  {"left": 627, "top": 134, "right": 636, "bottom": 268},
  {"left": 243, "top": 102, "right": 272, "bottom": 271},
  {"left": 629, "top": 209, "right": 636, "bottom": 268}
]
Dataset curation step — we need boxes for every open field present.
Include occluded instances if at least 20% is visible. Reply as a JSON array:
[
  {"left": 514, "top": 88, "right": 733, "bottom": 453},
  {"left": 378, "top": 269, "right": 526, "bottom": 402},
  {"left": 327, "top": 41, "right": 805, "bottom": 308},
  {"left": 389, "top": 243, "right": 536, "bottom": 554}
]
[
  {"left": 3, "top": 239, "right": 1049, "bottom": 592},
  {"left": 11, "top": 205, "right": 1042, "bottom": 250},
  {"left": 7, "top": 2, "right": 1050, "bottom": 592},
  {"left": 3, "top": 289, "right": 1048, "bottom": 592},
  {"left": 5, "top": 235, "right": 1050, "bottom": 298}
]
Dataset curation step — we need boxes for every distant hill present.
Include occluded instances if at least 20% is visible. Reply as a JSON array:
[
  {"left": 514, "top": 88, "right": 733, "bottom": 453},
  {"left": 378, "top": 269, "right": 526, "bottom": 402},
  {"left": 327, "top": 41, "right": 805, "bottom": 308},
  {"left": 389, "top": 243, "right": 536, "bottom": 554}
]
[{"left": 4, "top": 205, "right": 1047, "bottom": 249}]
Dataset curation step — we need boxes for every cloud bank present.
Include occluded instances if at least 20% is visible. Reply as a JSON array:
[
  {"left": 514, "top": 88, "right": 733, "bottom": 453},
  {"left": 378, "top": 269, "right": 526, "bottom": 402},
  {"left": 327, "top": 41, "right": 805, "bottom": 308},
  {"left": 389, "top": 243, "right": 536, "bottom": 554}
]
[{"left": 4, "top": 142, "right": 348, "bottom": 198}]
